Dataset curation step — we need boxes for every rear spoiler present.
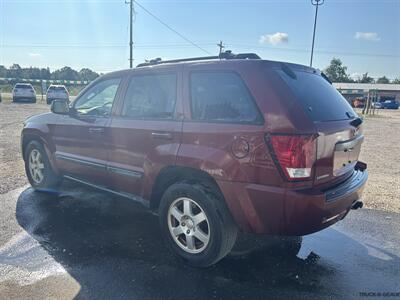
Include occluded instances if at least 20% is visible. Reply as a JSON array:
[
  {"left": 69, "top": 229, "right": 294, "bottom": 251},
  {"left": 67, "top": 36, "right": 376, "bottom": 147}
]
[{"left": 350, "top": 117, "right": 363, "bottom": 128}]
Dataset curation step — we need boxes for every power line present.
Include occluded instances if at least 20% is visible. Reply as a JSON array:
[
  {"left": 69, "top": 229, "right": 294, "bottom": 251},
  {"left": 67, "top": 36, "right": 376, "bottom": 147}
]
[
  {"left": 2, "top": 42, "right": 399, "bottom": 58},
  {"left": 132, "top": 0, "right": 211, "bottom": 55}
]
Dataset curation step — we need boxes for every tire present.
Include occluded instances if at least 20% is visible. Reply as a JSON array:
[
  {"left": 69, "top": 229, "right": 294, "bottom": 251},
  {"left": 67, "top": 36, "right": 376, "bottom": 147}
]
[
  {"left": 158, "top": 182, "right": 238, "bottom": 267},
  {"left": 24, "top": 140, "right": 62, "bottom": 190}
]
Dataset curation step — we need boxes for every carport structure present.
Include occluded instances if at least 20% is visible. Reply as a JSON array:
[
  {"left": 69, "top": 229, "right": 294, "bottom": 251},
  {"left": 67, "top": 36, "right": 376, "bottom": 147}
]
[{"left": 334, "top": 83, "right": 400, "bottom": 104}]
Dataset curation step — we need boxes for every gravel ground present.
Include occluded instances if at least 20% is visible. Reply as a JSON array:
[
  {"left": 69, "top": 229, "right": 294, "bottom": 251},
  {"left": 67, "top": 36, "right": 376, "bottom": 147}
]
[
  {"left": 0, "top": 102, "right": 48, "bottom": 194},
  {"left": 0, "top": 100, "right": 399, "bottom": 212},
  {"left": 358, "top": 109, "right": 400, "bottom": 212}
]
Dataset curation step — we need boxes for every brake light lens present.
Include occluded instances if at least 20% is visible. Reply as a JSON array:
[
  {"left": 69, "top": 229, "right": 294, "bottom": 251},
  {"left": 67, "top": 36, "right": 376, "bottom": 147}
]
[{"left": 269, "top": 135, "right": 316, "bottom": 181}]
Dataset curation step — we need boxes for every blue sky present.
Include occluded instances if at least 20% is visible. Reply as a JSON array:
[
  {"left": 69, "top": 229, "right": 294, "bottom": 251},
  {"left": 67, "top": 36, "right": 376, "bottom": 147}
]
[{"left": 1, "top": 0, "right": 399, "bottom": 79}]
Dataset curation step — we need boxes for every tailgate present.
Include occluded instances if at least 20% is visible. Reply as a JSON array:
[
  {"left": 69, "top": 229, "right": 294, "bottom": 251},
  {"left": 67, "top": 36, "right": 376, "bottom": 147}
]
[{"left": 314, "top": 120, "right": 364, "bottom": 185}]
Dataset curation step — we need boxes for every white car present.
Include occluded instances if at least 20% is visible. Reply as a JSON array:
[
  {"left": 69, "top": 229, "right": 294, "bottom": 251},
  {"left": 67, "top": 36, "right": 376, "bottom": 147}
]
[
  {"left": 46, "top": 85, "right": 69, "bottom": 105},
  {"left": 12, "top": 83, "right": 37, "bottom": 103}
]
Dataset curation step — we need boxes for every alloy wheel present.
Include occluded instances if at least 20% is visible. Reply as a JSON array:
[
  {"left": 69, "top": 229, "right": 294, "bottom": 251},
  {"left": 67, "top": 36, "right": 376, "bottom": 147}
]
[
  {"left": 167, "top": 197, "right": 210, "bottom": 254},
  {"left": 28, "top": 149, "right": 45, "bottom": 184}
]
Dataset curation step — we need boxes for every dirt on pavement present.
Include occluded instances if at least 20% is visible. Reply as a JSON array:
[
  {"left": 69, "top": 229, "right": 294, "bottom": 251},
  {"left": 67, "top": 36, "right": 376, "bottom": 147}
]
[{"left": 0, "top": 101, "right": 399, "bottom": 212}]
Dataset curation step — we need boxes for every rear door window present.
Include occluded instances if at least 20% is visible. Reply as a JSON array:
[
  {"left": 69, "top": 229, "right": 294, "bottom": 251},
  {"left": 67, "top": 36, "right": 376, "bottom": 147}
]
[
  {"left": 190, "top": 72, "right": 262, "bottom": 124},
  {"left": 122, "top": 74, "right": 177, "bottom": 119},
  {"left": 277, "top": 69, "right": 356, "bottom": 122}
]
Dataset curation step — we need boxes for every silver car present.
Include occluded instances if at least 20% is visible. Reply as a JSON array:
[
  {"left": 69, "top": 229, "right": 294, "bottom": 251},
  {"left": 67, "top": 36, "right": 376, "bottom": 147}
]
[
  {"left": 12, "top": 83, "right": 37, "bottom": 103},
  {"left": 46, "top": 85, "right": 69, "bottom": 105}
]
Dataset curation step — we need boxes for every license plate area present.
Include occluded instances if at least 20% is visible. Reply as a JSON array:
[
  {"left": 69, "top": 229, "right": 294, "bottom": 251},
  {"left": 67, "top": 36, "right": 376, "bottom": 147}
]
[{"left": 333, "top": 135, "right": 363, "bottom": 176}]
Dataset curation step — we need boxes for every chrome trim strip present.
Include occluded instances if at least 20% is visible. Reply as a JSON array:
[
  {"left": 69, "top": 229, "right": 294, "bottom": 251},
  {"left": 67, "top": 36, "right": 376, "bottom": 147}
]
[
  {"left": 56, "top": 154, "right": 143, "bottom": 178},
  {"left": 322, "top": 213, "right": 342, "bottom": 224},
  {"left": 64, "top": 175, "right": 149, "bottom": 208},
  {"left": 56, "top": 154, "right": 105, "bottom": 170},
  {"left": 107, "top": 166, "right": 143, "bottom": 178},
  {"left": 316, "top": 174, "right": 330, "bottom": 180},
  {"left": 334, "top": 135, "right": 364, "bottom": 151}
]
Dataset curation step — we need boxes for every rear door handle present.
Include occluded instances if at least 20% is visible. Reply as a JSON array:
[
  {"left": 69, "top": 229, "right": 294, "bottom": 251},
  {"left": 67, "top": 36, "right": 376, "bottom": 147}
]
[
  {"left": 89, "top": 127, "right": 104, "bottom": 133},
  {"left": 151, "top": 132, "right": 172, "bottom": 140}
]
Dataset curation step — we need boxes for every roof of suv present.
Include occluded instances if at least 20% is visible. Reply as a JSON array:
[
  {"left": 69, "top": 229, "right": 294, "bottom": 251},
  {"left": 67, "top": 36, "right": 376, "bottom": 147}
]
[{"left": 103, "top": 52, "right": 318, "bottom": 79}]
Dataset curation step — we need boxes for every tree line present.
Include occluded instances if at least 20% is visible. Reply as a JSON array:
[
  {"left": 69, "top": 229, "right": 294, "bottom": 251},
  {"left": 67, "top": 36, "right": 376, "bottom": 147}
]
[
  {"left": 1, "top": 60, "right": 398, "bottom": 84},
  {"left": 0, "top": 64, "right": 100, "bottom": 82},
  {"left": 324, "top": 58, "right": 400, "bottom": 84}
]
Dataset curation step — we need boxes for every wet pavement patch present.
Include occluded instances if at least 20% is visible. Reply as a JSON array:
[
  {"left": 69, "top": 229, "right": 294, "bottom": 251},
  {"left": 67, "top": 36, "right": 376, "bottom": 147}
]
[{"left": 0, "top": 182, "right": 399, "bottom": 299}]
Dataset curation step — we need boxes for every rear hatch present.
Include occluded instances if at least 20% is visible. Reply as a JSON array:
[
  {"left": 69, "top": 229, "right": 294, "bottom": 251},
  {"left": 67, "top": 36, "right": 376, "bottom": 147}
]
[
  {"left": 277, "top": 66, "right": 363, "bottom": 187},
  {"left": 48, "top": 86, "right": 68, "bottom": 99},
  {"left": 14, "top": 84, "right": 35, "bottom": 97}
]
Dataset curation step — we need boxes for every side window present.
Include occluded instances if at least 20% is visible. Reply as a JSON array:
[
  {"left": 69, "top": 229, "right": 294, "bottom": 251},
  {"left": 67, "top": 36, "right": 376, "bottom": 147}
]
[
  {"left": 190, "top": 72, "right": 262, "bottom": 124},
  {"left": 73, "top": 78, "right": 121, "bottom": 116},
  {"left": 122, "top": 74, "right": 177, "bottom": 119}
]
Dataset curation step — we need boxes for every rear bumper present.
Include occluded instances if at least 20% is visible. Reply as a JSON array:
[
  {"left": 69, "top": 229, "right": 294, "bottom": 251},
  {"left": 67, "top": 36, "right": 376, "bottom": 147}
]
[
  {"left": 13, "top": 96, "right": 36, "bottom": 102},
  {"left": 218, "top": 168, "right": 368, "bottom": 236},
  {"left": 46, "top": 97, "right": 68, "bottom": 104}
]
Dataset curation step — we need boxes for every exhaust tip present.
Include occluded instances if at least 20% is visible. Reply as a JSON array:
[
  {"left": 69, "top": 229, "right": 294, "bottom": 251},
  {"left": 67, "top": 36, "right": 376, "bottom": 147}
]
[{"left": 351, "top": 200, "right": 363, "bottom": 210}]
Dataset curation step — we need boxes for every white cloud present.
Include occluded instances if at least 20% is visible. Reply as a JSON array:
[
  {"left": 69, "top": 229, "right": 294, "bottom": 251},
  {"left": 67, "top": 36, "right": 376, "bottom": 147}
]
[
  {"left": 28, "top": 53, "right": 42, "bottom": 58},
  {"left": 354, "top": 32, "right": 380, "bottom": 42},
  {"left": 259, "top": 32, "right": 289, "bottom": 45}
]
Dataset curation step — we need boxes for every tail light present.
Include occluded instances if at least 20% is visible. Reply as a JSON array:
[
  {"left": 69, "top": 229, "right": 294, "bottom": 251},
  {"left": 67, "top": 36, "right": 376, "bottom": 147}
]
[{"left": 267, "top": 134, "right": 317, "bottom": 181}]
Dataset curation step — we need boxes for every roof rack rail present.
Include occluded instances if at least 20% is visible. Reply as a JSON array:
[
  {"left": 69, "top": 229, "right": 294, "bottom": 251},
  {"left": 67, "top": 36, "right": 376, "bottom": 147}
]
[{"left": 136, "top": 51, "right": 261, "bottom": 67}]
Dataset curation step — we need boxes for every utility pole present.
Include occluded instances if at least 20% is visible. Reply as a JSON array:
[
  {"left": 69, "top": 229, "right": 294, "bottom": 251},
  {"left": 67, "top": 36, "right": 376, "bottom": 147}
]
[
  {"left": 217, "top": 41, "right": 225, "bottom": 56},
  {"left": 125, "top": 0, "right": 134, "bottom": 68},
  {"left": 310, "top": 0, "right": 324, "bottom": 67}
]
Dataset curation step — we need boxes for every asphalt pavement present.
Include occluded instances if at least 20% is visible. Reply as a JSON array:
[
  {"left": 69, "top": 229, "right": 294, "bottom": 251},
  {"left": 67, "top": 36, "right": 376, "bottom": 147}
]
[{"left": 0, "top": 181, "right": 399, "bottom": 300}]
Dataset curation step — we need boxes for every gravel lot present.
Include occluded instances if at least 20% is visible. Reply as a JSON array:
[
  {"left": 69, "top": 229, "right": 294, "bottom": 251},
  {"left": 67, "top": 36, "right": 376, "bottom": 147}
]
[{"left": 0, "top": 101, "right": 399, "bottom": 212}]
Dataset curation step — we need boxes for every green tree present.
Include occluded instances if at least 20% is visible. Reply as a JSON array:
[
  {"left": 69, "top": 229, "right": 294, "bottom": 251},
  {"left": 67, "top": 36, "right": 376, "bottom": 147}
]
[
  {"left": 358, "top": 72, "right": 374, "bottom": 83},
  {"left": 40, "top": 68, "right": 51, "bottom": 80},
  {"left": 393, "top": 78, "right": 400, "bottom": 84},
  {"left": 51, "top": 66, "right": 80, "bottom": 80},
  {"left": 8, "top": 64, "right": 22, "bottom": 78},
  {"left": 0, "top": 65, "right": 7, "bottom": 78},
  {"left": 376, "top": 76, "right": 390, "bottom": 84},
  {"left": 78, "top": 68, "right": 99, "bottom": 81},
  {"left": 324, "top": 58, "right": 353, "bottom": 82}
]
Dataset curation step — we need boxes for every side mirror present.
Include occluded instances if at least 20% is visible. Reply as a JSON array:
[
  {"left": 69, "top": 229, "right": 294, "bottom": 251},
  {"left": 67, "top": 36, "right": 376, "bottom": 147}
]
[{"left": 51, "top": 99, "right": 69, "bottom": 114}]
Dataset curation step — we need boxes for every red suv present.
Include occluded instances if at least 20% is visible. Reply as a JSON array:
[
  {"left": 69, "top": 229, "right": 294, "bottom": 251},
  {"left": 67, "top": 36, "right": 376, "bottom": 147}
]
[{"left": 21, "top": 53, "right": 367, "bottom": 267}]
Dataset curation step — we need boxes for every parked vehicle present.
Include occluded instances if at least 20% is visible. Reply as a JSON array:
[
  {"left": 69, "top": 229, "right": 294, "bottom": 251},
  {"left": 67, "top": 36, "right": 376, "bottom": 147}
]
[
  {"left": 12, "top": 83, "right": 37, "bottom": 103},
  {"left": 353, "top": 97, "right": 365, "bottom": 108},
  {"left": 21, "top": 52, "right": 368, "bottom": 267},
  {"left": 373, "top": 102, "right": 382, "bottom": 109},
  {"left": 380, "top": 100, "right": 399, "bottom": 109},
  {"left": 46, "top": 85, "right": 69, "bottom": 105}
]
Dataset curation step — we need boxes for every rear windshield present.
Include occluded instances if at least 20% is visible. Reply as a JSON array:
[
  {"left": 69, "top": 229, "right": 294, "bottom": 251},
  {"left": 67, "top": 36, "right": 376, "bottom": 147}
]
[
  {"left": 15, "top": 84, "right": 32, "bottom": 89},
  {"left": 277, "top": 69, "right": 356, "bottom": 122},
  {"left": 49, "top": 86, "right": 67, "bottom": 91}
]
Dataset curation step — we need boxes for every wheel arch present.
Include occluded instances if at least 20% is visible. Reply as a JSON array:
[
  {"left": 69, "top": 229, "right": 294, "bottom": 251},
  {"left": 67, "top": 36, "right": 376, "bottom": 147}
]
[
  {"left": 149, "top": 165, "right": 225, "bottom": 212},
  {"left": 21, "top": 131, "right": 59, "bottom": 174}
]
